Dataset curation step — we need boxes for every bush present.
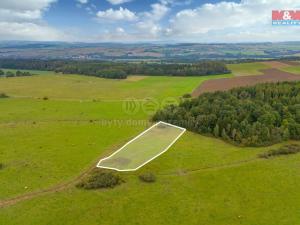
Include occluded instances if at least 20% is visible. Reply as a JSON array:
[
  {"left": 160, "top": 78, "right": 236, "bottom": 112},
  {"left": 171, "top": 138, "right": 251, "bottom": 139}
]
[
  {"left": 259, "top": 144, "right": 300, "bottom": 159},
  {"left": 182, "top": 93, "right": 192, "bottom": 98},
  {"left": 0, "top": 93, "right": 8, "bottom": 98},
  {"left": 43, "top": 96, "right": 49, "bottom": 100},
  {"left": 76, "top": 169, "right": 124, "bottom": 189},
  {"left": 0, "top": 163, "right": 3, "bottom": 170},
  {"left": 139, "top": 172, "right": 156, "bottom": 183}
]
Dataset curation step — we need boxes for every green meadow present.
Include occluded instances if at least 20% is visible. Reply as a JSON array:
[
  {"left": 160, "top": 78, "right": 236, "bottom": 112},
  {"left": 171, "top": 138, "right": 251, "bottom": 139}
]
[
  {"left": 227, "top": 62, "right": 270, "bottom": 76},
  {"left": 0, "top": 70, "right": 231, "bottom": 100},
  {"left": 0, "top": 70, "right": 300, "bottom": 225},
  {"left": 281, "top": 65, "right": 300, "bottom": 75}
]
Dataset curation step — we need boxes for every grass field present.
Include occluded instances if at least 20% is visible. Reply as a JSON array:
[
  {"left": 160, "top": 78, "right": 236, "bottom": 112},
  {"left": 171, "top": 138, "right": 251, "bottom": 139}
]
[
  {"left": 0, "top": 69, "right": 231, "bottom": 100},
  {"left": 227, "top": 62, "right": 270, "bottom": 76},
  {"left": 1, "top": 70, "right": 226, "bottom": 199},
  {"left": 1, "top": 69, "right": 300, "bottom": 225},
  {"left": 98, "top": 122, "right": 185, "bottom": 171},
  {"left": 281, "top": 65, "right": 300, "bottom": 75}
]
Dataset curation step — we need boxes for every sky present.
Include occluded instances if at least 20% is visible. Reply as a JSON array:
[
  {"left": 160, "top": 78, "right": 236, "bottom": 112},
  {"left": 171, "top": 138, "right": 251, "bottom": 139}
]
[{"left": 0, "top": 0, "right": 300, "bottom": 43}]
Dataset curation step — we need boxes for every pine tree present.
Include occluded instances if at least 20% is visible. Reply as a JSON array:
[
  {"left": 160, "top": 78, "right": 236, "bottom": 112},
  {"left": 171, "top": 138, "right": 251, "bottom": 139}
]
[{"left": 213, "top": 124, "right": 220, "bottom": 137}]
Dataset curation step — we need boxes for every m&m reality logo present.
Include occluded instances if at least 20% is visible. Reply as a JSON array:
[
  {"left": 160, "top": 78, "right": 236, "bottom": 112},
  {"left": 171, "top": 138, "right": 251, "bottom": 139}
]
[{"left": 272, "top": 10, "right": 300, "bottom": 25}]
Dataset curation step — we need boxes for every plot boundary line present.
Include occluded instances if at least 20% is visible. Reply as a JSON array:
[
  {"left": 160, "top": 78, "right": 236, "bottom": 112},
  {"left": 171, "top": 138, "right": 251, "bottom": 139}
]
[{"left": 96, "top": 121, "right": 186, "bottom": 172}]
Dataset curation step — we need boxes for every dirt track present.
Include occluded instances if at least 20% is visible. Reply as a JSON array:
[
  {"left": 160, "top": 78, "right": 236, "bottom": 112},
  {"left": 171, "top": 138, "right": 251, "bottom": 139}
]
[
  {"left": 0, "top": 156, "right": 261, "bottom": 208},
  {"left": 192, "top": 68, "right": 300, "bottom": 97},
  {"left": 0, "top": 160, "right": 98, "bottom": 208}
]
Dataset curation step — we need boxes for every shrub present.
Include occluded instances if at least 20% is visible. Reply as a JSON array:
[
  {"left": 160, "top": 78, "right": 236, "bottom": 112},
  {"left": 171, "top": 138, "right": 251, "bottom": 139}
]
[
  {"left": 0, "top": 93, "right": 8, "bottom": 98},
  {"left": 259, "top": 144, "right": 300, "bottom": 159},
  {"left": 139, "top": 172, "right": 156, "bottom": 183},
  {"left": 0, "top": 163, "right": 3, "bottom": 170},
  {"left": 43, "top": 96, "right": 49, "bottom": 100},
  {"left": 182, "top": 93, "right": 192, "bottom": 98},
  {"left": 5, "top": 71, "right": 15, "bottom": 77},
  {"left": 76, "top": 169, "right": 124, "bottom": 189}
]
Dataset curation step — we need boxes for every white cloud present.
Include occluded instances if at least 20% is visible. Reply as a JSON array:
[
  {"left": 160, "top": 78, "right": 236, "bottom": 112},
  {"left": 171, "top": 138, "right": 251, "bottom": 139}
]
[
  {"left": 0, "top": 22, "right": 70, "bottom": 41},
  {"left": 0, "top": 0, "right": 56, "bottom": 11},
  {"left": 77, "top": 0, "right": 88, "bottom": 4},
  {"left": 135, "top": 1, "right": 170, "bottom": 38},
  {"left": 0, "top": 0, "right": 56, "bottom": 22},
  {"left": 167, "top": 0, "right": 300, "bottom": 41},
  {"left": 145, "top": 2, "right": 169, "bottom": 21},
  {"left": 97, "top": 7, "right": 137, "bottom": 21},
  {"left": 0, "top": 0, "right": 71, "bottom": 41},
  {"left": 106, "top": 0, "right": 133, "bottom": 5}
]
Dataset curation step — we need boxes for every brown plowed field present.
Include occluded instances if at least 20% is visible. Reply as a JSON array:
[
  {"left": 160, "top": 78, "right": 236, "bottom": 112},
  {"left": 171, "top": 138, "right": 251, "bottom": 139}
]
[
  {"left": 192, "top": 68, "right": 300, "bottom": 97},
  {"left": 283, "top": 61, "right": 300, "bottom": 66},
  {"left": 261, "top": 61, "right": 290, "bottom": 68}
]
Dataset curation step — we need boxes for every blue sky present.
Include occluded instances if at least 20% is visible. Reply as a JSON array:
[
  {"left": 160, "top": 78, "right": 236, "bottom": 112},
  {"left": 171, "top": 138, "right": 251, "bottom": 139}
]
[{"left": 0, "top": 0, "right": 300, "bottom": 42}]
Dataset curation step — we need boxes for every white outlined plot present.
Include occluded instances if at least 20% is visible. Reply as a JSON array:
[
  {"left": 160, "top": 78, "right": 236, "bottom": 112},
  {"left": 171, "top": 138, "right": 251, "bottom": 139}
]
[{"left": 97, "top": 121, "right": 186, "bottom": 172}]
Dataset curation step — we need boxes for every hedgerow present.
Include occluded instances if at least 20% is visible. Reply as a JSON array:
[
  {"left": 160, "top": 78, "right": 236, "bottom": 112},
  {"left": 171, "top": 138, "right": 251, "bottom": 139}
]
[{"left": 259, "top": 144, "right": 300, "bottom": 159}]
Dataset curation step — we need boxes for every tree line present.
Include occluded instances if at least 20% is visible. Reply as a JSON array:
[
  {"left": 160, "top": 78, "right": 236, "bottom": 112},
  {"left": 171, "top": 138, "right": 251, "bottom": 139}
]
[
  {"left": 224, "top": 56, "right": 300, "bottom": 64},
  {"left": 0, "top": 59, "right": 230, "bottom": 79},
  {"left": 153, "top": 82, "right": 300, "bottom": 147},
  {"left": 0, "top": 69, "right": 33, "bottom": 78}
]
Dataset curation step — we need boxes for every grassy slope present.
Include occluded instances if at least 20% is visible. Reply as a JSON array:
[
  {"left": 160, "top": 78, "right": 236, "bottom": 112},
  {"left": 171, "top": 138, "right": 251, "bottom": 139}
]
[
  {"left": 227, "top": 62, "right": 270, "bottom": 76},
  {"left": 1, "top": 70, "right": 300, "bottom": 225},
  {"left": 1, "top": 133, "right": 300, "bottom": 225},
  {"left": 0, "top": 71, "right": 229, "bottom": 199}
]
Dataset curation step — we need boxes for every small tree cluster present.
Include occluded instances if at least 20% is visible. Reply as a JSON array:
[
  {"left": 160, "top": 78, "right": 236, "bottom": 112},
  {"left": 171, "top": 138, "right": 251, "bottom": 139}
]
[{"left": 0, "top": 70, "right": 32, "bottom": 78}]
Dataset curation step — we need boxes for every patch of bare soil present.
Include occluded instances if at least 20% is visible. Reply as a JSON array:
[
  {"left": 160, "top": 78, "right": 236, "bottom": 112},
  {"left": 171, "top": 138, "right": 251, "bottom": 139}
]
[
  {"left": 126, "top": 76, "right": 147, "bottom": 82},
  {"left": 192, "top": 68, "right": 300, "bottom": 97},
  {"left": 283, "top": 61, "right": 300, "bottom": 66},
  {"left": 261, "top": 61, "right": 290, "bottom": 68}
]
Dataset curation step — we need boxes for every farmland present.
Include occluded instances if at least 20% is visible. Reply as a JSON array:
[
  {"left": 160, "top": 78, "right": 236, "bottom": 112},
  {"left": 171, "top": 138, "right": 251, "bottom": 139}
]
[
  {"left": 227, "top": 62, "right": 271, "bottom": 76},
  {"left": 1, "top": 67, "right": 300, "bottom": 225},
  {"left": 0, "top": 71, "right": 232, "bottom": 199},
  {"left": 192, "top": 61, "right": 300, "bottom": 96}
]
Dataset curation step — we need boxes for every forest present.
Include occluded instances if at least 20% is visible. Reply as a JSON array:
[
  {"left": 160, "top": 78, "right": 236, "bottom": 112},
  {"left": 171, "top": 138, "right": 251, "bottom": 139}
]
[
  {"left": 0, "top": 59, "right": 230, "bottom": 79},
  {"left": 0, "top": 69, "right": 33, "bottom": 77},
  {"left": 153, "top": 82, "right": 300, "bottom": 146}
]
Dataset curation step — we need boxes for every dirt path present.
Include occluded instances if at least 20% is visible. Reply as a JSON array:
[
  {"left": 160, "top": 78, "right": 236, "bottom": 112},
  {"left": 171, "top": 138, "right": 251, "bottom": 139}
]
[
  {"left": 0, "top": 160, "right": 98, "bottom": 209},
  {"left": 192, "top": 68, "right": 300, "bottom": 97},
  {"left": 159, "top": 158, "right": 260, "bottom": 176},
  {"left": 0, "top": 156, "right": 261, "bottom": 208}
]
